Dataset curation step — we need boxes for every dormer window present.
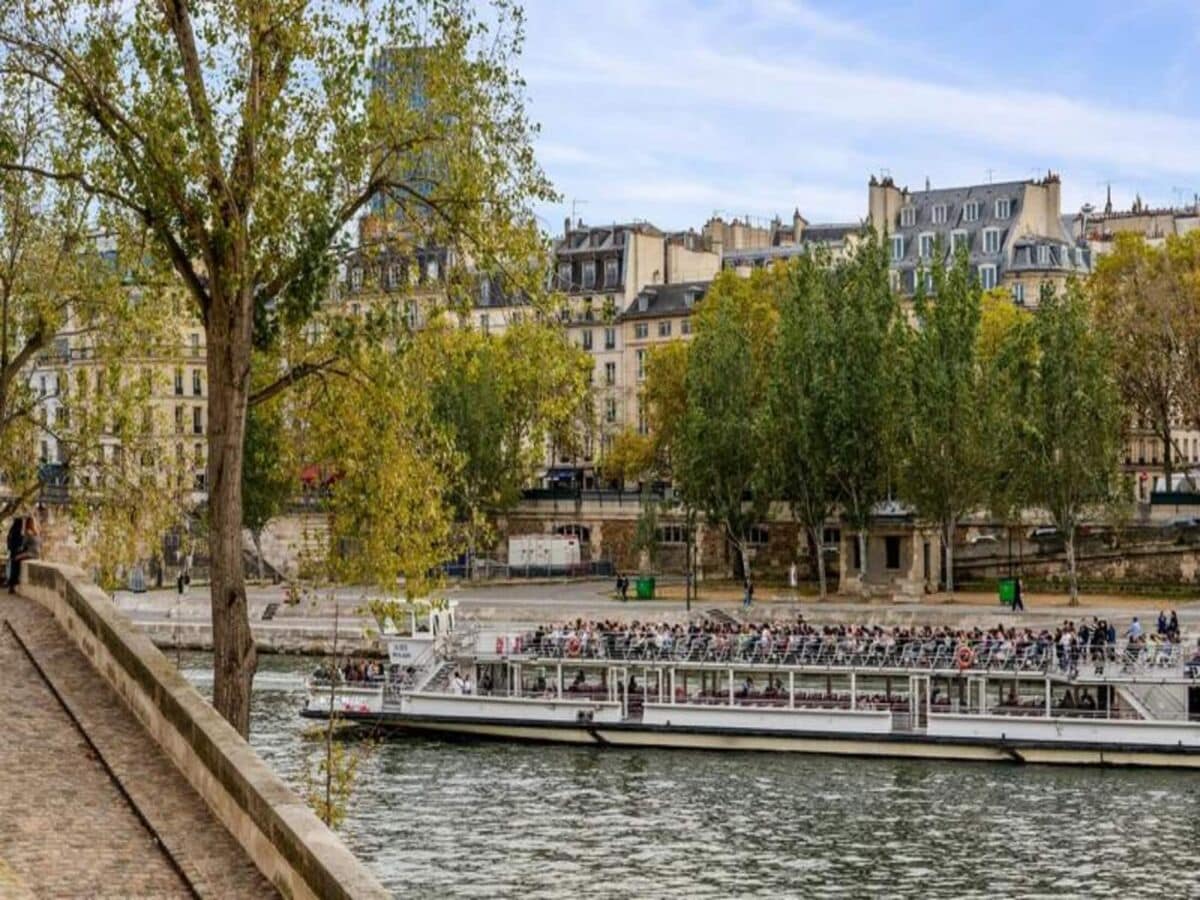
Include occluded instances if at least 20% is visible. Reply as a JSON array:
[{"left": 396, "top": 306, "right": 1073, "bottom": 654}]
[
  {"left": 963, "top": 200, "right": 981, "bottom": 222},
  {"left": 978, "top": 264, "right": 997, "bottom": 290},
  {"left": 918, "top": 233, "right": 934, "bottom": 259},
  {"left": 900, "top": 207, "right": 917, "bottom": 228},
  {"left": 426, "top": 258, "right": 439, "bottom": 281},
  {"left": 604, "top": 258, "right": 619, "bottom": 287},
  {"left": 350, "top": 267, "right": 362, "bottom": 290},
  {"left": 994, "top": 198, "right": 1012, "bottom": 219},
  {"left": 1037, "top": 244, "right": 1050, "bottom": 266},
  {"left": 582, "top": 260, "right": 596, "bottom": 289},
  {"left": 558, "top": 262, "right": 572, "bottom": 289},
  {"left": 891, "top": 235, "right": 904, "bottom": 260},
  {"left": 931, "top": 204, "right": 947, "bottom": 225},
  {"left": 479, "top": 279, "right": 491, "bottom": 306},
  {"left": 983, "top": 228, "right": 1001, "bottom": 254},
  {"left": 950, "top": 230, "right": 969, "bottom": 253}
]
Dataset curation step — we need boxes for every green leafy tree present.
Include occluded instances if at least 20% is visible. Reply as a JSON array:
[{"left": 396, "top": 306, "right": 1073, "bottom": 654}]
[
  {"left": 0, "top": 1, "right": 553, "bottom": 734},
  {"left": 676, "top": 269, "right": 777, "bottom": 581},
  {"left": 976, "top": 292, "right": 1037, "bottom": 565},
  {"left": 1090, "top": 233, "right": 1200, "bottom": 484},
  {"left": 826, "top": 234, "right": 900, "bottom": 593},
  {"left": 1024, "top": 283, "right": 1123, "bottom": 605},
  {"left": 411, "top": 317, "right": 590, "bottom": 577},
  {"left": 897, "top": 247, "right": 990, "bottom": 594},
  {"left": 759, "top": 254, "right": 838, "bottom": 598}
]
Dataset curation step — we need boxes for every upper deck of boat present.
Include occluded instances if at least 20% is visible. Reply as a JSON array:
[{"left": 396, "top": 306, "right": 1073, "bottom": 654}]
[{"left": 479, "top": 627, "right": 1200, "bottom": 685}]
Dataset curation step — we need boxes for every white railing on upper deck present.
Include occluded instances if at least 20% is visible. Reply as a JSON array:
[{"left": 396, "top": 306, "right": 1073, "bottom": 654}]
[{"left": 496, "top": 631, "right": 1197, "bottom": 678}]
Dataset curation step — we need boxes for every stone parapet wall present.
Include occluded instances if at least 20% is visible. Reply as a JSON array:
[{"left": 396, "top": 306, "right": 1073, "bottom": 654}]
[{"left": 21, "top": 561, "right": 388, "bottom": 900}]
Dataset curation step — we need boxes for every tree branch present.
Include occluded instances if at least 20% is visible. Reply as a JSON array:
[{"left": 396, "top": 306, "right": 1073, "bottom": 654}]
[{"left": 248, "top": 357, "right": 344, "bottom": 408}]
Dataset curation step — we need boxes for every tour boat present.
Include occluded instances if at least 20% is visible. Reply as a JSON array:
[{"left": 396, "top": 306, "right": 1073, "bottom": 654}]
[{"left": 302, "top": 619, "right": 1200, "bottom": 768}]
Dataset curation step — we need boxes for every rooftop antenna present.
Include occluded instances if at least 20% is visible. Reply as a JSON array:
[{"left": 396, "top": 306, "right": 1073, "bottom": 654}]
[
  {"left": 985, "top": 168, "right": 995, "bottom": 184},
  {"left": 1171, "top": 186, "right": 1185, "bottom": 209},
  {"left": 569, "top": 198, "right": 588, "bottom": 227}
]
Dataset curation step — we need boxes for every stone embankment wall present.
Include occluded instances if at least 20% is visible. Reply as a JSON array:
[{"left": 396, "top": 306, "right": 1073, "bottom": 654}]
[
  {"left": 958, "top": 542, "right": 1200, "bottom": 589},
  {"left": 22, "top": 561, "right": 388, "bottom": 900}
]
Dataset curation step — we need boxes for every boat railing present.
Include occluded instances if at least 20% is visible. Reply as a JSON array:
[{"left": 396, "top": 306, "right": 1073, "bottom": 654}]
[{"left": 501, "top": 633, "right": 1196, "bottom": 677}]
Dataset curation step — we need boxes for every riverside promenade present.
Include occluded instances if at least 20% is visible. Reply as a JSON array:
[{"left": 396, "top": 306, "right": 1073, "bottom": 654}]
[
  {"left": 0, "top": 590, "right": 274, "bottom": 898},
  {"left": 113, "top": 577, "right": 1200, "bottom": 656},
  {"left": 2, "top": 562, "right": 389, "bottom": 900}
]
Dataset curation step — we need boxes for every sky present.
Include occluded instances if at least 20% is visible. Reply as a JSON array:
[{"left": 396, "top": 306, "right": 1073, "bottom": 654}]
[{"left": 516, "top": 0, "right": 1200, "bottom": 233}]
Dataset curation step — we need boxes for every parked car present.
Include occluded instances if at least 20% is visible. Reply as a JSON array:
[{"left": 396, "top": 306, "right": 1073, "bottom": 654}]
[{"left": 966, "top": 532, "right": 999, "bottom": 546}]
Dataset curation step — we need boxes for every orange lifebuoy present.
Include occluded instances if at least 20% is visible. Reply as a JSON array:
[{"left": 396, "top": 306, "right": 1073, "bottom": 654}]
[
  {"left": 565, "top": 635, "right": 582, "bottom": 657},
  {"left": 956, "top": 645, "right": 974, "bottom": 670}
]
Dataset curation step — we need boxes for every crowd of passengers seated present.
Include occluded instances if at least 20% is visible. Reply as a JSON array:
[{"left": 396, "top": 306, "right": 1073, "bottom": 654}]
[
  {"left": 524, "top": 616, "right": 1194, "bottom": 670},
  {"left": 555, "top": 669, "right": 1112, "bottom": 717}
]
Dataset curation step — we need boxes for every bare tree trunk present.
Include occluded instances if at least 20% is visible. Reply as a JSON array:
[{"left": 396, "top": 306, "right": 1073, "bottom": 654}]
[
  {"left": 208, "top": 287, "right": 257, "bottom": 738},
  {"left": 1065, "top": 528, "right": 1079, "bottom": 607},
  {"left": 857, "top": 529, "right": 867, "bottom": 580},
  {"left": 943, "top": 518, "right": 956, "bottom": 596},
  {"left": 808, "top": 525, "right": 827, "bottom": 600}
]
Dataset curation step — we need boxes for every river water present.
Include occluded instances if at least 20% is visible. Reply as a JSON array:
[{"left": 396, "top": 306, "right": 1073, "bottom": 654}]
[{"left": 179, "top": 652, "right": 1200, "bottom": 899}]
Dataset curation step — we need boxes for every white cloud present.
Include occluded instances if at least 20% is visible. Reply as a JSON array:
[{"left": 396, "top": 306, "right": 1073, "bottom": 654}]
[{"left": 520, "top": 0, "right": 1200, "bottom": 228}]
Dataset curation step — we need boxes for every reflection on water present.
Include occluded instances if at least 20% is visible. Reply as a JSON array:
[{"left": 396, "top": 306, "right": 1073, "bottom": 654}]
[{"left": 179, "top": 652, "right": 1200, "bottom": 899}]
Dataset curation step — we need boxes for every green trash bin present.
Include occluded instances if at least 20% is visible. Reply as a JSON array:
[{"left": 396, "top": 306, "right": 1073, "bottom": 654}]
[
  {"left": 635, "top": 576, "right": 656, "bottom": 600},
  {"left": 998, "top": 577, "right": 1016, "bottom": 606}
]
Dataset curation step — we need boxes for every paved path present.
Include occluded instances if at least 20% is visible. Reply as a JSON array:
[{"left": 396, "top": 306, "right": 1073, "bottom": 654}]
[
  {"left": 111, "top": 579, "right": 1200, "bottom": 646},
  {"left": 0, "top": 592, "right": 276, "bottom": 899}
]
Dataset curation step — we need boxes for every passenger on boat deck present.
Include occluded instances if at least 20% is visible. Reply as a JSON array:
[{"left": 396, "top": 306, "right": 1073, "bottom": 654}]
[
  {"left": 1077, "top": 689, "right": 1096, "bottom": 711},
  {"left": 571, "top": 670, "right": 586, "bottom": 690},
  {"left": 480, "top": 672, "right": 494, "bottom": 694},
  {"left": 451, "top": 670, "right": 467, "bottom": 694},
  {"left": 736, "top": 676, "right": 754, "bottom": 698},
  {"left": 534, "top": 674, "right": 547, "bottom": 694}
]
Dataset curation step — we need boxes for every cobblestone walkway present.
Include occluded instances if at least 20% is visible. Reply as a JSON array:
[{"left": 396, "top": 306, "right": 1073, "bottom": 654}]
[{"left": 0, "top": 593, "right": 276, "bottom": 899}]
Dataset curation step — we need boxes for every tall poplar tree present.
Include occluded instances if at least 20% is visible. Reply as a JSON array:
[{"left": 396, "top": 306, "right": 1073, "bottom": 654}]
[
  {"left": 898, "top": 248, "right": 988, "bottom": 594},
  {"left": 1025, "top": 283, "right": 1122, "bottom": 605},
  {"left": 0, "top": 1, "right": 553, "bottom": 734},
  {"left": 826, "top": 234, "right": 899, "bottom": 593},
  {"left": 676, "top": 269, "right": 777, "bottom": 582},
  {"left": 760, "top": 255, "right": 837, "bottom": 598}
]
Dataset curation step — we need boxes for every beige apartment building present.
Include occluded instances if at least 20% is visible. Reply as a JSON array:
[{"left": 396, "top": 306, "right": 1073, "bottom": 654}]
[
  {"left": 869, "top": 173, "right": 1091, "bottom": 305},
  {"left": 550, "top": 220, "right": 718, "bottom": 486},
  {"left": 704, "top": 210, "right": 859, "bottom": 274},
  {"left": 1070, "top": 188, "right": 1200, "bottom": 252},
  {"left": 28, "top": 301, "right": 208, "bottom": 506}
]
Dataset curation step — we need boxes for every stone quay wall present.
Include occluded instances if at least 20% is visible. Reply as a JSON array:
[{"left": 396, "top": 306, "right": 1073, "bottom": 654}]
[{"left": 21, "top": 561, "right": 388, "bottom": 900}]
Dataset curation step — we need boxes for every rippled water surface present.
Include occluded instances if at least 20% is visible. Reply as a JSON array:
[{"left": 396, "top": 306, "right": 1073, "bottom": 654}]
[{"left": 181, "top": 652, "right": 1200, "bottom": 899}]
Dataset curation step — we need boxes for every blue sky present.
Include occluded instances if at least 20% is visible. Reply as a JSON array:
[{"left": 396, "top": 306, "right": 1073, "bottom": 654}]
[{"left": 518, "top": 0, "right": 1200, "bottom": 232}]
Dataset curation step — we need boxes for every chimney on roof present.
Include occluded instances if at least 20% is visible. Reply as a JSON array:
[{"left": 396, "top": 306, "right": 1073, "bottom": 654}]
[
  {"left": 1104, "top": 184, "right": 1113, "bottom": 216},
  {"left": 563, "top": 217, "right": 571, "bottom": 237},
  {"left": 925, "top": 176, "right": 931, "bottom": 191}
]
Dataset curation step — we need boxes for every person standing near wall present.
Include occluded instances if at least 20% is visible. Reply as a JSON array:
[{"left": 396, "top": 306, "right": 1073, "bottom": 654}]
[{"left": 5, "top": 516, "right": 23, "bottom": 592}]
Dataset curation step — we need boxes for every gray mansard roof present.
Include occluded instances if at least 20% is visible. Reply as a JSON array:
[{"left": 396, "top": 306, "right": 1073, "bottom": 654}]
[
  {"left": 624, "top": 281, "right": 709, "bottom": 319},
  {"left": 889, "top": 181, "right": 1025, "bottom": 267},
  {"left": 886, "top": 181, "right": 1086, "bottom": 290}
]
